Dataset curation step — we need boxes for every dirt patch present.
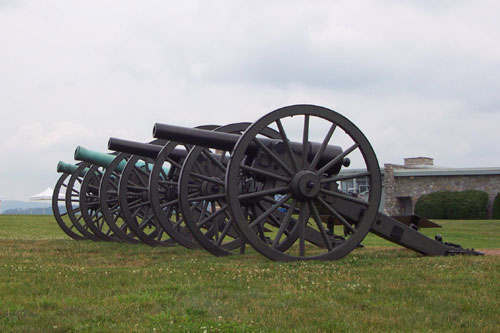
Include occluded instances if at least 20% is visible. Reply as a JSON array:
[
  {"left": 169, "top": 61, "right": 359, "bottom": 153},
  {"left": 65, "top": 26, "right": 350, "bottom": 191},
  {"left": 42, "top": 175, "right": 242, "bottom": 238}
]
[{"left": 478, "top": 249, "right": 500, "bottom": 256}]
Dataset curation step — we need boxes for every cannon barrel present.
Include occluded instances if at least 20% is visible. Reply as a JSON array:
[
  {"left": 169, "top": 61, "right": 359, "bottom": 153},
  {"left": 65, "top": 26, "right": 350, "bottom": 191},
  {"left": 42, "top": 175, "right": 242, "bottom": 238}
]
[
  {"left": 152, "top": 123, "right": 345, "bottom": 172},
  {"left": 108, "top": 138, "right": 162, "bottom": 159},
  {"left": 74, "top": 146, "right": 128, "bottom": 171},
  {"left": 153, "top": 124, "right": 240, "bottom": 152},
  {"left": 56, "top": 161, "right": 88, "bottom": 176},
  {"left": 108, "top": 137, "right": 190, "bottom": 162},
  {"left": 76, "top": 144, "right": 172, "bottom": 175},
  {"left": 57, "top": 161, "right": 80, "bottom": 174}
]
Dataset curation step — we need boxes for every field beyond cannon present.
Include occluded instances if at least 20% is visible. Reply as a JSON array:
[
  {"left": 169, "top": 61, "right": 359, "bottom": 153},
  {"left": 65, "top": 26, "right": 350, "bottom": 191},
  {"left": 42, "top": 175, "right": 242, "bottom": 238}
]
[{"left": 1, "top": 215, "right": 499, "bottom": 332}]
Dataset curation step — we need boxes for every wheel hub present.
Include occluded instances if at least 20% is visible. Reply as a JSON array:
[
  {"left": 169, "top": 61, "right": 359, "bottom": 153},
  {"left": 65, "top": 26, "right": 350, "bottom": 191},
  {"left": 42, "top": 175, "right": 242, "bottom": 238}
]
[
  {"left": 201, "top": 179, "right": 221, "bottom": 196},
  {"left": 290, "top": 170, "right": 321, "bottom": 200}
]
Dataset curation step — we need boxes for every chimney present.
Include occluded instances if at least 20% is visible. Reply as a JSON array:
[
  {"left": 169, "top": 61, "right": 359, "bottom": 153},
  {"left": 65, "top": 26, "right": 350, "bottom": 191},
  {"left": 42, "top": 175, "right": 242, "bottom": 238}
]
[{"left": 404, "top": 157, "right": 434, "bottom": 168}]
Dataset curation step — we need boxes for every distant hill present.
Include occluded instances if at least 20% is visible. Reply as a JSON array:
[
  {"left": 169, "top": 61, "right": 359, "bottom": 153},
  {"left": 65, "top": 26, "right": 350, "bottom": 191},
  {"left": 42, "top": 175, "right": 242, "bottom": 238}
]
[
  {"left": 0, "top": 200, "right": 52, "bottom": 214},
  {"left": 2, "top": 207, "right": 55, "bottom": 215}
]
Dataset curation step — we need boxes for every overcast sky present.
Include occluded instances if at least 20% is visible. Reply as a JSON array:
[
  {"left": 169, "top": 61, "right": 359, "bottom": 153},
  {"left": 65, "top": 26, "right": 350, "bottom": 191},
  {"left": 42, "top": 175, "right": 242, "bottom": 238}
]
[{"left": 1, "top": 0, "right": 499, "bottom": 201}]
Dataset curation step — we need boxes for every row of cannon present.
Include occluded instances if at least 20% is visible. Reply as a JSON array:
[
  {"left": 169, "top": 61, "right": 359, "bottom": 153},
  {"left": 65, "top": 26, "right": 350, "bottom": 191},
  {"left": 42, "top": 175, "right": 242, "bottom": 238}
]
[{"left": 52, "top": 105, "right": 481, "bottom": 261}]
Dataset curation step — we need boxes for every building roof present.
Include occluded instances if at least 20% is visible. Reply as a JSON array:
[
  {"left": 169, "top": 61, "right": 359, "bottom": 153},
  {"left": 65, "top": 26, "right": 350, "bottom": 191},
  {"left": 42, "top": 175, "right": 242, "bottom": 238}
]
[{"left": 393, "top": 167, "right": 500, "bottom": 177}]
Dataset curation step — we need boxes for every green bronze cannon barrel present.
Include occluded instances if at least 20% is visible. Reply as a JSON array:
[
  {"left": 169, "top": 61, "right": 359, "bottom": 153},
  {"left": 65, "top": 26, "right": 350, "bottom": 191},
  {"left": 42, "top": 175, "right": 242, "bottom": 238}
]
[
  {"left": 74, "top": 146, "right": 128, "bottom": 171},
  {"left": 152, "top": 123, "right": 347, "bottom": 173},
  {"left": 76, "top": 145, "right": 173, "bottom": 175},
  {"left": 57, "top": 161, "right": 88, "bottom": 176}
]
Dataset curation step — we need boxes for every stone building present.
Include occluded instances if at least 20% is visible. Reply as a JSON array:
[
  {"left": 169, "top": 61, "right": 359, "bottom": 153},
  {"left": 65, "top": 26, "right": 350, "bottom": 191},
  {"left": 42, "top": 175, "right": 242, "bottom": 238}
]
[
  {"left": 339, "top": 157, "right": 500, "bottom": 218},
  {"left": 383, "top": 157, "right": 500, "bottom": 217}
]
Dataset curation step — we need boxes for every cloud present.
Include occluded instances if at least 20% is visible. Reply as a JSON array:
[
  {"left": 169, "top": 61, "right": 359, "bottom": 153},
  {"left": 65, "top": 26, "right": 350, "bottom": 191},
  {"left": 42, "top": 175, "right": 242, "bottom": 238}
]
[
  {"left": 0, "top": 0, "right": 499, "bottom": 200},
  {"left": 5, "top": 122, "right": 93, "bottom": 150}
]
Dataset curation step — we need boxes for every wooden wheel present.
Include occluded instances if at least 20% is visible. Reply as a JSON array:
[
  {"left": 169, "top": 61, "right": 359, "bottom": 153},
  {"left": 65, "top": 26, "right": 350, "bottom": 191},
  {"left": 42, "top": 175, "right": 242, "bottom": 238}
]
[
  {"left": 79, "top": 164, "right": 122, "bottom": 241},
  {"left": 226, "top": 105, "right": 382, "bottom": 261},
  {"left": 52, "top": 171, "right": 86, "bottom": 240},
  {"left": 117, "top": 141, "right": 177, "bottom": 247},
  {"left": 65, "top": 162, "right": 101, "bottom": 241},
  {"left": 98, "top": 153, "right": 141, "bottom": 243},
  {"left": 178, "top": 122, "right": 288, "bottom": 256}
]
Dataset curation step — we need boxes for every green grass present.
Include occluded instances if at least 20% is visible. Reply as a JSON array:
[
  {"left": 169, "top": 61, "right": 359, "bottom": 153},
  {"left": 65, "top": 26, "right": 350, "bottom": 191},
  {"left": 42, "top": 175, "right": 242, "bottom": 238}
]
[{"left": 0, "top": 215, "right": 499, "bottom": 332}]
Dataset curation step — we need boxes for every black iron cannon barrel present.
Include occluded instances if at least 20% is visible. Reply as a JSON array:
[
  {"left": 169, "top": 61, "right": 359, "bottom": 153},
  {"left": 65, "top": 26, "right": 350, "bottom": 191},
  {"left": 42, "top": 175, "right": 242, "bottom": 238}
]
[
  {"left": 152, "top": 123, "right": 346, "bottom": 172},
  {"left": 108, "top": 138, "right": 163, "bottom": 159},
  {"left": 153, "top": 123, "right": 240, "bottom": 152},
  {"left": 108, "top": 137, "right": 189, "bottom": 161}
]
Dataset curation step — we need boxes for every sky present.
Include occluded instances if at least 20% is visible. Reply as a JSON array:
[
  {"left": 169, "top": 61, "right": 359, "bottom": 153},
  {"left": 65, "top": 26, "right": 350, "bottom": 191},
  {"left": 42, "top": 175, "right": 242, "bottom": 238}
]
[{"left": 1, "top": 0, "right": 499, "bottom": 201}]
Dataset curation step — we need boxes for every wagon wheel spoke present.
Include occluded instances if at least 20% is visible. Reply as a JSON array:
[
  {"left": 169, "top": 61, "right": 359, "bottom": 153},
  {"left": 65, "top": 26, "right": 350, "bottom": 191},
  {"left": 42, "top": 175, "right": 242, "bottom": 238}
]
[
  {"left": 275, "top": 119, "right": 299, "bottom": 171},
  {"left": 202, "top": 148, "right": 226, "bottom": 172},
  {"left": 240, "top": 164, "right": 290, "bottom": 183},
  {"left": 301, "top": 114, "right": 310, "bottom": 169},
  {"left": 189, "top": 172, "right": 226, "bottom": 186},
  {"left": 271, "top": 199, "right": 297, "bottom": 249},
  {"left": 187, "top": 193, "right": 225, "bottom": 203},
  {"left": 252, "top": 138, "right": 294, "bottom": 176},
  {"left": 238, "top": 186, "right": 289, "bottom": 200},
  {"left": 197, "top": 204, "right": 228, "bottom": 229},
  {"left": 216, "top": 218, "right": 234, "bottom": 246},
  {"left": 316, "top": 196, "right": 356, "bottom": 233},
  {"left": 249, "top": 194, "right": 291, "bottom": 228},
  {"left": 295, "top": 203, "right": 310, "bottom": 257},
  {"left": 310, "top": 123, "right": 337, "bottom": 170},
  {"left": 309, "top": 200, "right": 333, "bottom": 251}
]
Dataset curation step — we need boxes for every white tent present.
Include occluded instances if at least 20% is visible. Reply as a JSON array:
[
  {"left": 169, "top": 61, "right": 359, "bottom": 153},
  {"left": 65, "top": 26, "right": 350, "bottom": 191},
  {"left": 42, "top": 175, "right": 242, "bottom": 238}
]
[
  {"left": 30, "top": 187, "right": 55, "bottom": 214},
  {"left": 31, "top": 187, "right": 54, "bottom": 201}
]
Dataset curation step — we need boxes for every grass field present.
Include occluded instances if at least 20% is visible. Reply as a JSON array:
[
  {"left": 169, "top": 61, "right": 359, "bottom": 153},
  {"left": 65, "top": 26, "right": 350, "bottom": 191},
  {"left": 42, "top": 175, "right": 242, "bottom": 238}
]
[{"left": 0, "top": 215, "right": 499, "bottom": 332}]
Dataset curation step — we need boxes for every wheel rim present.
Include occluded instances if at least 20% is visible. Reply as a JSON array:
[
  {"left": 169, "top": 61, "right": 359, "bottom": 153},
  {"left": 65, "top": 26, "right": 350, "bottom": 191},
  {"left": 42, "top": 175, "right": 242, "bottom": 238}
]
[
  {"left": 65, "top": 162, "right": 101, "bottom": 241},
  {"left": 99, "top": 153, "right": 141, "bottom": 243},
  {"left": 118, "top": 151, "right": 177, "bottom": 247},
  {"left": 226, "top": 105, "right": 381, "bottom": 261},
  {"left": 52, "top": 172, "right": 86, "bottom": 240},
  {"left": 80, "top": 164, "right": 121, "bottom": 241},
  {"left": 149, "top": 141, "right": 199, "bottom": 248}
]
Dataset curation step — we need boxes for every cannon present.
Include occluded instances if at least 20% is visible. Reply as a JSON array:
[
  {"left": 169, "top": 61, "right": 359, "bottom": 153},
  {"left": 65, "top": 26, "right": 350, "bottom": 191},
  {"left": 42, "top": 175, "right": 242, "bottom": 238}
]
[{"left": 150, "top": 104, "right": 481, "bottom": 261}]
